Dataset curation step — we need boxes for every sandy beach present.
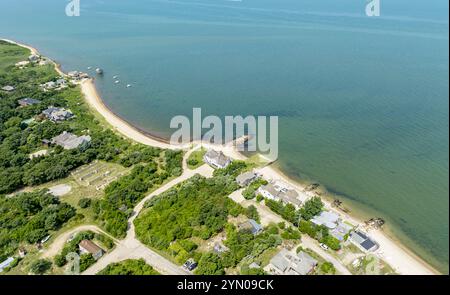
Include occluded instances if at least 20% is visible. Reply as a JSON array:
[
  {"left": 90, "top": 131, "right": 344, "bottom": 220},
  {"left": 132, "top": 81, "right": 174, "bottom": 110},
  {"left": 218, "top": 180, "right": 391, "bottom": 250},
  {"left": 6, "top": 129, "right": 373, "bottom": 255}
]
[{"left": 3, "top": 38, "right": 441, "bottom": 275}]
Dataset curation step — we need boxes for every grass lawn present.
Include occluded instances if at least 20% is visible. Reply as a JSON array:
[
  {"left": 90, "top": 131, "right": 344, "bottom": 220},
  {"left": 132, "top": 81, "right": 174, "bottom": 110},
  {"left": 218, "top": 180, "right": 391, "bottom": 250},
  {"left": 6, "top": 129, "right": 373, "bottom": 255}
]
[{"left": 186, "top": 148, "right": 206, "bottom": 169}]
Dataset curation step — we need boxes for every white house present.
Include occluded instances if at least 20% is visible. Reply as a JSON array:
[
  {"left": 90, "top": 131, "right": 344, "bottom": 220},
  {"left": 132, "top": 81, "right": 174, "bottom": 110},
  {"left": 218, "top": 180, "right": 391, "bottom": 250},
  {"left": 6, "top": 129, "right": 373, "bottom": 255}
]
[{"left": 203, "top": 149, "right": 231, "bottom": 169}]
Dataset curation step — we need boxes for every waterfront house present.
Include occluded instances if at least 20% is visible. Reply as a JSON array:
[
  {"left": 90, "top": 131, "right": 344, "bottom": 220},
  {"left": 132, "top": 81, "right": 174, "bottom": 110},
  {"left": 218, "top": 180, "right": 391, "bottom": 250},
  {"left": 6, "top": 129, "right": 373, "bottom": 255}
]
[
  {"left": 79, "top": 240, "right": 104, "bottom": 260},
  {"left": 257, "top": 182, "right": 302, "bottom": 208},
  {"left": 349, "top": 230, "right": 379, "bottom": 252},
  {"left": 311, "top": 211, "right": 340, "bottom": 229},
  {"left": 28, "top": 54, "right": 40, "bottom": 63},
  {"left": 15, "top": 60, "right": 30, "bottom": 67},
  {"left": 265, "top": 248, "right": 317, "bottom": 275},
  {"left": 51, "top": 131, "right": 91, "bottom": 150},
  {"left": 18, "top": 97, "right": 41, "bottom": 107},
  {"left": 42, "top": 106, "right": 74, "bottom": 122},
  {"left": 236, "top": 171, "right": 258, "bottom": 187},
  {"left": 203, "top": 149, "right": 231, "bottom": 169}
]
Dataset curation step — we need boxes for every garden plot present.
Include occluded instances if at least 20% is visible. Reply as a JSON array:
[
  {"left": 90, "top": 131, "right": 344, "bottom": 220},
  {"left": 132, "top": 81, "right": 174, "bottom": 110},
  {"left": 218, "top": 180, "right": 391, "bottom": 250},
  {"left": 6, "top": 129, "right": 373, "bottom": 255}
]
[{"left": 71, "top": 161, "right": 128, "bottom": 191}]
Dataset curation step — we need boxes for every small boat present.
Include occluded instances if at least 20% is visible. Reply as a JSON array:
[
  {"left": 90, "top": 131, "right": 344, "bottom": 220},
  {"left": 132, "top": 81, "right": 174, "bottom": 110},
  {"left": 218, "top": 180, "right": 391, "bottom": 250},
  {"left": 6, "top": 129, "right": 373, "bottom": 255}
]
[
  {"left": 114, "top": 80, "right": 120, "bottom": 84},
  {"left": 95, "top": 68, "right": 104, "bottom": 75},
  {"left": 113, "top": 75, "right": 118, "bottom": 79},
  {"left": 126, "top": 84, "right": 132, "bottom": 88},
  {"left": 87, "top": 66, "right": 92, "bottom": 70}
]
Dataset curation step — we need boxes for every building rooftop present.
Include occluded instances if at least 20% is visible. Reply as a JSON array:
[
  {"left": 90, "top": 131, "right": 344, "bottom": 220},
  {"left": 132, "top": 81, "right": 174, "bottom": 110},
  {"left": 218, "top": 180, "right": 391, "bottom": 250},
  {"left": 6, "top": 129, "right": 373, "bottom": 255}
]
[
  {"left": 79, "top": 239, "right": 102, "bottom": 254},
  {"left": 269, "top": 248, "right": 317, "bottom": 275},
  {"left": 204, "top": 149, "right": 231, "bottom": 168},
  {"left": 18, "top": 97, "right": 41, "bottom": 106},
  {"left": 51, "top": 131, "right": 91, "bottom": 150},
  {"left": 236, "top": 171, "right": 257, "bottom": 186},
  {"left": 311, "top": 211, "right": 340, "bottom": 229},
  {"left": 350, "top": 230, "right": 379, "bottom": 252}
]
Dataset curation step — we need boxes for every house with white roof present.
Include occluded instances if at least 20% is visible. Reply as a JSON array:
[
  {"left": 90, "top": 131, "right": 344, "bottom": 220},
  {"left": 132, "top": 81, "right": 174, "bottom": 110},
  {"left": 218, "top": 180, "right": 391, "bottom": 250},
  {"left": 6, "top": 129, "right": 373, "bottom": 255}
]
[{"left": 203, "top": 149, "right": 231, "bottom": 169}]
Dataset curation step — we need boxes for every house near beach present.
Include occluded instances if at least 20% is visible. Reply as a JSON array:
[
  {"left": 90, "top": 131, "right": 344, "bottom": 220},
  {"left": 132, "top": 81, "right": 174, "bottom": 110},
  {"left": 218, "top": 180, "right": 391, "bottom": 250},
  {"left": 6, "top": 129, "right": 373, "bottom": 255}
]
[
  {"left": 203, "top": 149, "right": 231, "bottom": 169},
  {"left": 257, "top": 181, "right": 302, "bottom": 208},
  {"left": 79, "top": 240, "right": 104, "bottom": 260},
  {"left": 236, "top": 171, "right": 258, "bottom": 187},
  {"left": 349, "top": 230, "right": 379, "bottom": 252},
  {"left": 28, "top": 54, "right": 40, "bottom": 63}
]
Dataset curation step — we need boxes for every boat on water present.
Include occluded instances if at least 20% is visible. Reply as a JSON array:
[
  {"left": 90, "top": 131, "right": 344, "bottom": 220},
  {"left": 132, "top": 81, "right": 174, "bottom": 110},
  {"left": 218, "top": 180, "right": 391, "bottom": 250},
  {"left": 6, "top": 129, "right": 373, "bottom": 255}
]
[
  {"left": 95, "top": 68, "right": 103, "bottom": 75},
  {"left": 114, "top": 80, "right": 120, "bottom": 84}
]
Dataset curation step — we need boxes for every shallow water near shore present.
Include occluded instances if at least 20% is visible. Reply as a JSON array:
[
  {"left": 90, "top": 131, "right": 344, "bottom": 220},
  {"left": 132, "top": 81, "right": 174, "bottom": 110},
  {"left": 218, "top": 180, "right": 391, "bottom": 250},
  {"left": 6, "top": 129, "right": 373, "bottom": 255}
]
[{"left": 1, "top": 0, "right": 448, "bottom": 273}]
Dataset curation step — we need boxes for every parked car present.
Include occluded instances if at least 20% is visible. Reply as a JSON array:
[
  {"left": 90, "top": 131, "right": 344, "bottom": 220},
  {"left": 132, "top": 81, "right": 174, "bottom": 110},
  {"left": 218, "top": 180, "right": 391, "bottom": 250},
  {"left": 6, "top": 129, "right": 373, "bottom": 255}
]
[
  {"left": 183, "top": 258, "right": 198, "bottom": 271},
  {"left": 320, "top": 243, "right": 329, "bottom": 250}
]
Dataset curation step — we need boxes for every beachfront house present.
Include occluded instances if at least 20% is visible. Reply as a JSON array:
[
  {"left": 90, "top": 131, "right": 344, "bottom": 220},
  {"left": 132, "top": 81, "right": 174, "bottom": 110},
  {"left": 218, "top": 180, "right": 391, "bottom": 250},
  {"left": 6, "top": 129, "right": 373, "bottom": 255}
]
[
  {"left": 236, "top": 171, "right": 258, "bottom": 187},
  {"left": 311, "top": 211, "right": 354, "bottom": 241},
  {"left": 51, "top": 131, "right": 91, "bottom": 150},
  {"left": 203, "top": 149, "right": 231, "bottom": 169},
  {"left": 238, "top": 219, "right": 263, "bottom": 235},
  {"left": 42, "top": 106, "right": 74, "bottom": 122},
  {"left": 28, "top": 54, "right": 40, "bottom": 63},
  {"left": 68, "top": 71, "right": 89, "bottom": 82},
  {"left": 265, "top": 248, "right": 317, "bottom": 275},
  {"left": 18, "top": 97, "right": 41, "bottom": 107},
  {"left": 1, "top": 85, "right": 15, "bottom": 92},
  {"left": 311, "top": 211, "right": 340, "bottom": 229},
  {"left": 349, "top": 230, "right": 379, "bottom": 252},
  {"left": 258, "top": 181, "right": 302, "bottom": 208},
  {"left": 79, "top": 240, "right": 104, "bottom": 260}
]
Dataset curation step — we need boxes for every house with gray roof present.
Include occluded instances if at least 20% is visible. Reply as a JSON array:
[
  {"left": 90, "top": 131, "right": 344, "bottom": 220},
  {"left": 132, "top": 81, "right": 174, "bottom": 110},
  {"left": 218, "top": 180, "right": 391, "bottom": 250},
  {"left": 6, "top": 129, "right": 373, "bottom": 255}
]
[
  {"left": 42, "top": 106, "right": 74, "bottom": 122},
  {"left": 349, "top": 230, "right": 379, "bottom": 252},
  {"left": 203, "top": 149, "right": 231, "bottom": 169},
  {"left": 266, "top": 248, "right": 317, "bottom": 275},
  {"left": 331, "top": 222, "right": 353, "bottom": 241},
  {"left": 257, "top": 182, "right": 302, "bottom": 208},
  {"left": 18, "top": 97, "right": 41, "bottom": 107},
  {"left": 236, "top": 171, "right": 258, "bottom": 187},
  {"left": 51, "top": 131, "right": 91, "bottom": 150},
  {"left": 311, "top": 211, "right": 340, "bottom": 229}
]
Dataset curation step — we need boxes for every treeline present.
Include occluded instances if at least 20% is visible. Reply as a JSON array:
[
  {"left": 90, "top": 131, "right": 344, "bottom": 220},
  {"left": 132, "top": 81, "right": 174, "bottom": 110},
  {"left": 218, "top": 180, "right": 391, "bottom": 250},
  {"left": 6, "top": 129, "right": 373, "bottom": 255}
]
[
  {"left": 0, "top": 190, "right": 76, "bottom": 261},
  {"left": 97, "top": 259, "right": 159, "bottom": 275}
]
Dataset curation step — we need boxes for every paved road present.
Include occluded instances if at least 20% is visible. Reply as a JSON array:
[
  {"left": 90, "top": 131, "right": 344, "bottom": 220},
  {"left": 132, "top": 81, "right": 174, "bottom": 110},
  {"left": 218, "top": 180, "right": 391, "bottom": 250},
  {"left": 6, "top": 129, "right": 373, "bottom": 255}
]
[{"left": 301, "top": 236, "right": 352, "bottom": 275}]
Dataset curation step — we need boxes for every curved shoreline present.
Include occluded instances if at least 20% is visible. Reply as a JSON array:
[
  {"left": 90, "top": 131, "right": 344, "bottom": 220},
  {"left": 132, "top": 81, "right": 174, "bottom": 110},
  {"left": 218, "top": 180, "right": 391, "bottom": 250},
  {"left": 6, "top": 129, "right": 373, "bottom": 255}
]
[{"left": 1, "top": 38, "right": 441, "bottom": 275}]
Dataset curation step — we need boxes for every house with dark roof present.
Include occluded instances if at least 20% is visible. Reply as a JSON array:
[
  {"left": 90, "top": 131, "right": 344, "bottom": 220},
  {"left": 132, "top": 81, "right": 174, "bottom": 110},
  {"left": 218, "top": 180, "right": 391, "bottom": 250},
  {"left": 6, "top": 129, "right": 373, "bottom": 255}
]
[
  {"left": 79, "top": 240, "right": 104, "bottom": 260},
  {"left": 349, "top": 230, "right": 379, "bottom": 252},
  {"left": 18, "top": 97, "right": 41, "bottom": 107}
]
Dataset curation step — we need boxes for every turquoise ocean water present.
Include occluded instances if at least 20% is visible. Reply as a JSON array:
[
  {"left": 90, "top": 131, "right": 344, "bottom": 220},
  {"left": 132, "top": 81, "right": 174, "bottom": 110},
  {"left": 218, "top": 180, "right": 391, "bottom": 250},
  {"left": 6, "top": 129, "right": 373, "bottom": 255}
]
[{"left": 1, "top": 0, "right": 448, "bottom": 272}]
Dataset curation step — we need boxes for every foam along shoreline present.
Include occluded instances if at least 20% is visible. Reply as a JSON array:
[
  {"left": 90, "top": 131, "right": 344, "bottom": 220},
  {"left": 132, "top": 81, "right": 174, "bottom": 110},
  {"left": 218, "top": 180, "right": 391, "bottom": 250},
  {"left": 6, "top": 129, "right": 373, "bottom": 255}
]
[{"left": 2, "top": 38, "right": 440, "bottom": 275}]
